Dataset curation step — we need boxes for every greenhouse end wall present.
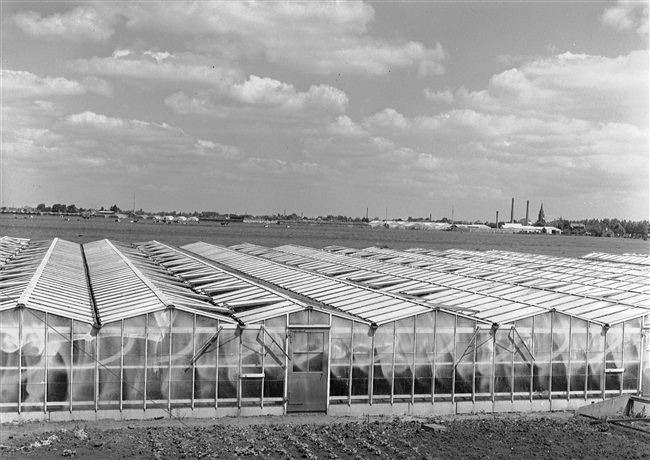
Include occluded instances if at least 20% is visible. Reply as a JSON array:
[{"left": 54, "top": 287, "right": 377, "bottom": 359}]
[{"left": 1, "top": 308, "right": 647, "bottom": 422}]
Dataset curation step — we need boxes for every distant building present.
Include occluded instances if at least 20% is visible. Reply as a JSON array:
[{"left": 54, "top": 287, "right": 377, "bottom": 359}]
[
  {"left": 502, "top": 223, "right": 562, "bottom": 234},
  {"left": 536, "top": 203, "right": 546, "bottom": 226},
  {"left": 569, "top": 223, "right": 586, "bottom": 235}
]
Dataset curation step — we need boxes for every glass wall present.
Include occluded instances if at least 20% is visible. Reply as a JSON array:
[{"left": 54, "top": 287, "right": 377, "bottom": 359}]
[
  {"left": 0, "top": 307, "right": 646, "bottom": 414},
  {"left": 0, "top": 308, "right": 287, "bottom": 413},
  {"left": 327, "top": 311, "right": 645, "bottom": 405}
]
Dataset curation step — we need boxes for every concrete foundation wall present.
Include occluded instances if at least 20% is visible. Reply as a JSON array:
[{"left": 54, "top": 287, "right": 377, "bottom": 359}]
[{"left": 0, "top": 397, "right": 621, "bottom": 423}]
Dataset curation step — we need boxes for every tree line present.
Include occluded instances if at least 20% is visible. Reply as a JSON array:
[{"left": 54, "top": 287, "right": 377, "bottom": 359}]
[{"left": 7, "top": 204, "right": 649, "bottom": 237}]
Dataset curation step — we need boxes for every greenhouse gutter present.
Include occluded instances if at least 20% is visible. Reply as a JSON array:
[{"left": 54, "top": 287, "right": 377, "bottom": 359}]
[{"left": 81, "top": 243, "right": 102, "bottom": 328}]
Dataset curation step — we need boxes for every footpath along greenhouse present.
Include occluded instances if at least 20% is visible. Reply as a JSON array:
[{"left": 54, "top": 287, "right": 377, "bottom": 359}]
[{"left": 0, "top": 236, "right": 648, "bottom": 422}]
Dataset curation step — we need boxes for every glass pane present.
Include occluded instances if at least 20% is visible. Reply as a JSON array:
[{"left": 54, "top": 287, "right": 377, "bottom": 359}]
[
  {"left": 0, "top": 310, "right": 20, "bottom": 403},
  {"left": 494, "top": 330, "right": 512, "bottom": 363},
  {"left": 264, "top": 316, "right": 286, "bottom": 368},
  {"left": 435, "top": 312, "right": 455, "bottom": 363},
  {"left": 455, "top": 317, "right": 476, "bottom": 364},
  {"left": 171, "top": 311, "right": 194, "bottom": 365},
  {"left": 308, "top": 332, "right": 324, "bottom": 353},
  {"left": 309, "top": 310, "right": 329, "bottom": 325},
  {"left": 330, "top": 366, "right": 350, "bottom": 396},
  {"left": 217, "top": 329, "right": 239, "bottom": 399},
  {"left": 414, "top": 364, "right": 432, "bottom": 395},
  {"left": 587, "top": 322, "right": 605, "bottom": 392},
  {"left": 393, "top": 364, "right": 412, "bottom": 396},
  {"left": 514, "top": 363, "right": 531, "bottom": 393},
  {"left": 351, "top": 323, "right": 372, "bottom": 396},
  {"left": 455, "top": 363, "right": 474, "bottom": 394},
  {"left": 263, "top": 365, "right": 284, "bottom": 398},
  {"left": 435, "top": 363, "right": 453, "bottom": 394},
  {"left": 293, "top": 352, "right": 309, "bottom": 373},
  {"left": 605, "top": 324, "right": 623, "bottom": 368},
  {"left": 241, "top": 329, "right": 263, "bottom": 374},
  {"left": 72, "top": 321, "right": 95, "bottom": 403},
  {"left": 289, "top": 311, "right": 309, "bottom": 325},
  {"left": 309, "top": 353, "right": 323, "bottom": 372},
  {"left": 293, "top": 332, "right": 309, "bottom": 353},
  {"left": 242, "top": 379, "right": 262, "bottom": 398}
]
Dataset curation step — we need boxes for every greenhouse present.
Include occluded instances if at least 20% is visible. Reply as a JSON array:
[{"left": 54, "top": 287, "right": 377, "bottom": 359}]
[{"left": 0, "top": 236, "right": 648, "bottom": 422}]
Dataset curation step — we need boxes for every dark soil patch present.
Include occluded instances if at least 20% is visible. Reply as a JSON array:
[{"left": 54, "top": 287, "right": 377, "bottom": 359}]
[{"left": 1, "top": 413, "right": 648, "bottom": 459}]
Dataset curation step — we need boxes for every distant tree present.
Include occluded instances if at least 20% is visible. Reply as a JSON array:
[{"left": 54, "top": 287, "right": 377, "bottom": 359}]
[
  {"left": 36, "top": 203, "right": 46, "bottom": 212},
  {"left": 612, "top": 222, "right": 626, "bottom": 236},
  {"left": 66, "top": 204, "right": 78, "bottom": 214},
  {"left": 51, "top": 203, "right": 66, "bottom": 213},
  {"left": 110, "top": 204, "right": 120, "bottom": 212}
]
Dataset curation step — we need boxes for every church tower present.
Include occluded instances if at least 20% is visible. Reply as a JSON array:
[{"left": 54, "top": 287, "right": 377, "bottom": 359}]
[{"left": 536, "top": 203, "right": 546, "bottom": 225}]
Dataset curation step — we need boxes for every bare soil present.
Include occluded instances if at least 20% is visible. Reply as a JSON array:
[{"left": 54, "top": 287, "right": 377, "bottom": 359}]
[{"left": 1, "top": 412, "right": 649, "bottom": 460}]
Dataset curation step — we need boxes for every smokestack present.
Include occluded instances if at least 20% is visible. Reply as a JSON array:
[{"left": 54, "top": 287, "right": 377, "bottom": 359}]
[
  {"left": 510, "top": 198, "right": 515, "bottom": 223},
  {"left": 366, "top": 207, "right": 368, "bottom": 220},
  {"left": 525, "top": 200, "right": 530, "bottom": 225},
  {"left": 496, "top": 211, "right": 499, "bottom": 229}
]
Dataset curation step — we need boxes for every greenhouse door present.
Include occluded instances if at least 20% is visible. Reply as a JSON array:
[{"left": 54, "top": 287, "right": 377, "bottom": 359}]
[{"left": 287, "top": 329, "right": 329, "bottom": 412}]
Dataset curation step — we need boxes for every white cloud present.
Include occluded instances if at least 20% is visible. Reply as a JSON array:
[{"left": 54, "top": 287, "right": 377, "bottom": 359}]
[
  {"left": 81, "top": 76, "right": 113, "bottom": 97},
  {"left": 66, "top": 111, "right": 125, "bottom": 129},
  {"left": 71, "top": 51, "right": 242, "bottom": 88},
  {"left": 327, "top": 116, "right": 368, "bottom": 138},
  {"left": 424, "top": 89, "right": 454, "bottom": 104},
  {"left": 3, "top": 70, "right": 83, "bottom": 98},
  {"left": 600, "top": 0, "right": 649, "bottom": 37},
  {"left": 231, "top": 75, "right": 348, "bottom": 113},
  {"left": 87, "top": 2, "right": 446, "bottom": 77},
  {"left": 143, "top": 51, "right": 173, "bottom": 63},
  {"left": 12, "top": 6, "right": 115, "bottom": 40},
  {"left": 356, "top": 50, "right": 648, "bottom": 210},
  {"left": 1, "top": 69, "right": 110, "bottom": 99},
  {"left": 112, "top": 50, "right": 133, "bottom": 59},
  {"left": 164, "top": 92, "right": 231, "bottom": 118},
  {"left": 457, "top": 51, "right": 648, "bottom": 126},
  {"left": 165, "top": 77, "right": 348, "bottom": 119},
  {"left": 195, "top": 139, "right": 241, "bottom": 159},
  {"left": 363, "top": 108, "right": 412, "bottom": 131}
]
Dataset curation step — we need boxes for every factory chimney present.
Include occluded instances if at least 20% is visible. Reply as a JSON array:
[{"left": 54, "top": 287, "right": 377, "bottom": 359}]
[
  {"left": 495, "top": 211, "right": 499, "bottom": 229},
  {"left": 510, "top": 198, "right": 515, "bottom": 223},
  {"left": 525, "top": 200, "right": 530, "bottom": 225}
]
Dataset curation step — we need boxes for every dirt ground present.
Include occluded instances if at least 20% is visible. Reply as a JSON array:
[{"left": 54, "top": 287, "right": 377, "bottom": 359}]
[{"left": 1, "top": 412, "right": 649, "bottom": 460}]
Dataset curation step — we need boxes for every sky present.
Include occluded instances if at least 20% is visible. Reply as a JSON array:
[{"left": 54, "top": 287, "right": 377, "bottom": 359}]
[{"left": 1, "top": 1, "right": 648, "bottom": 221}]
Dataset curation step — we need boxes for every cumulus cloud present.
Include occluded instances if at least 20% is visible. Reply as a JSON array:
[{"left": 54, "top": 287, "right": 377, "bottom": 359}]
[
  {"left": 327, "top": 116, "right": 368, "bottom": 138},
  {"left": 71, "top": 51, "right": 242, "bottom": 87},
  {"left": 457, "top": 51, "right": 648, "bottom": 126},
  {"left": 66, "top": 111, "right": 125, "bottom": 129},
  {"left": 355, "top": 49, "right": 648, "bottom": 212},
  {"left": 12, "top": 6, "right": 115, "bottom": 40},
  {"left": 84, "top": 2, "right": 446, "bottom": 77},
  {"left": 2, "top": 69, "right": 111, "bottom": 99},
  {"left": 164, "top": 92, "right": 231, "bottom": 118},
  {"left": 195, "top": 139, "right": 241, "bottom": 159},
  {"left": 63, "top": 111, "right": 191, "bottom": 148},
  {"left": 600, "top": 0, "right": 649, "bottom": 36},
  {"left": 364, "top": 108, "right": 412, "bottom": 131},
  {"left": 424, "top": 88, "right": 454, "bottom": 104},
  {"left": 231, "top": 76, "right": 348, "bottom": 112},
  {"left": 165, "top": 77, "right": 348, "bottom": 119}
]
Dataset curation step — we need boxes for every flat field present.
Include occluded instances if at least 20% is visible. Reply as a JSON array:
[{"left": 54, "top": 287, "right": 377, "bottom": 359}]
[
  {"left": 3, "top": 215, "right": 649, "bottom": 258},
  {"left": 1, "top": 413, "right": 649, "bottom": 460}
]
